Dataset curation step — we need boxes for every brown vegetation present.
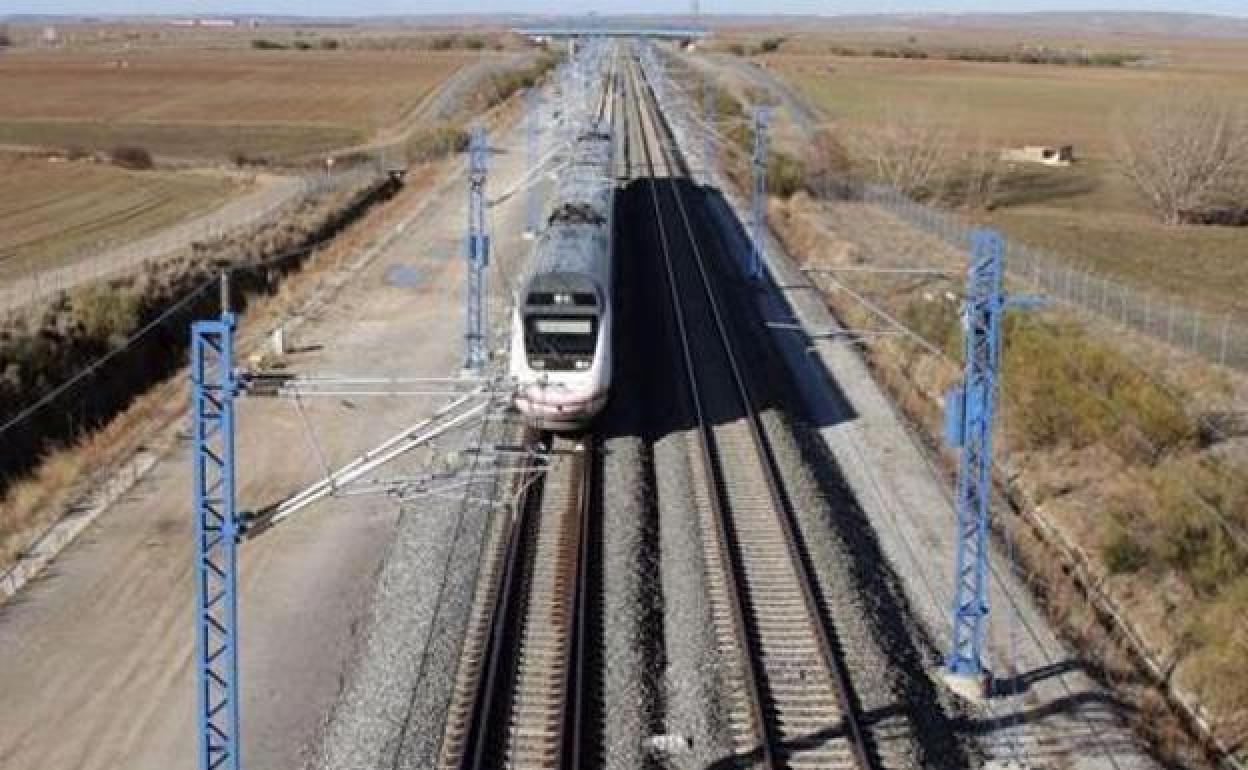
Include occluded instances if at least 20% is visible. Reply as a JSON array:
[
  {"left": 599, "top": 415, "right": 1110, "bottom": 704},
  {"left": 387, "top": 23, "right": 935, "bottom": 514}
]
[
  {"left": 0, "top": 171, "right": 403, "bottom": 568},
  {"left": 109, "top": 145, "right": 154, "bottom": 170},
  {"left": 0, "top": 49, "right": 477, "bottom": 161},
  {"left": 1115, "top": 92, "right": 1248, "bottom": 225},
  {"left": 769, "top": 193, "right": 1248, "bottom": 758}
]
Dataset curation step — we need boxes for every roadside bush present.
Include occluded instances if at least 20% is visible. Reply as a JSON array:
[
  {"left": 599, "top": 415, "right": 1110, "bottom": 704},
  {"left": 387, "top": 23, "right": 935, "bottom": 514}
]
[
  {"left": 319, "top": 38, "right": 340, "bottom": 50},
  {"left": 1103, "top": 524, "right": 1151, "bottom": 574},
  {"left": 405, "top": 123, "right": 469, "bottom": 163},
  {"left": 1001, "top": 316, "right": 1196, "bottom": 461},
  {"left": 767, "top": 151, "right": 806, "bottom": 199},
  {"left": 70, "top": 285, "right": 141, "bottom": 347},
  {"left": 758, "top": 36, "right": 786, "bottom": 54},
  {"left": 727, "top": 43, "right": 747, "bottom": 57},
  {"left": 110, "top": 145, "right": 154, "bottom": 170},
  {"left": 481, "top": 53, "right": 559, "bottom": 109},
  {"left": 65, "top": 145, "right": 92, "bottom": 161},
  {"left": 1187, "top": 576, "right": 1248, "bottom": 718},
  {"left": 230, "top": 150, "right": 269, "bottom": 168},
  {"left": 900, "top": 294, "right": 960, "bottom": 356},
  {"left": 293, "top": 41, "right": 312, "bottom": 51},
  {"left": 251, "top": 39, "right": 288, "bottom": 50}
]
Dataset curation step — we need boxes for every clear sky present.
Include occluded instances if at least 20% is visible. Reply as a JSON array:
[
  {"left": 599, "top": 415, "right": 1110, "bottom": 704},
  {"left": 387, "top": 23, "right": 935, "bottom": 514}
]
[{"left": 4, "top": 1, "right": 1247, "bottom": 17}]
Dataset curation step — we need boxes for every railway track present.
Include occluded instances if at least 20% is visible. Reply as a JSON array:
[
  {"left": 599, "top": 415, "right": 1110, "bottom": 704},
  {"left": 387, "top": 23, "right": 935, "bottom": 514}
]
[
  {"left": 437, "top": 431, "right": 596, "bottom": 770},
  {"left": 628, "top": 51, "right": 876, "bottom": 770}
]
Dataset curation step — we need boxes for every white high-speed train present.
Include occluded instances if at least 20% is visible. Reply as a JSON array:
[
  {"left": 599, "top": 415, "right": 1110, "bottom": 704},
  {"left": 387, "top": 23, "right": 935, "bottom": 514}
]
[{"left": 509, "top": 127, "right": 615, "bottom": 431}]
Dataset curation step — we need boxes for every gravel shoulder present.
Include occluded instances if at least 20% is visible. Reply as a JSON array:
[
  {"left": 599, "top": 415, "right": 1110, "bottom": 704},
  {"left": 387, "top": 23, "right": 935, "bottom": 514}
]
[
  {"left": 0, "top": 83, "right": 534, "bottom": 770},
  {"left": 703, "top": 182, "right": 1160, "bottom": 769}
]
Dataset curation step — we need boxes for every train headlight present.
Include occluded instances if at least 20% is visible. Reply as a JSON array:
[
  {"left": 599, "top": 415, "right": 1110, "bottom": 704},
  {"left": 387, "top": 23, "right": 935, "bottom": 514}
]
[{"left": 575, "top": 359, "right": 590, "bottom": 370}]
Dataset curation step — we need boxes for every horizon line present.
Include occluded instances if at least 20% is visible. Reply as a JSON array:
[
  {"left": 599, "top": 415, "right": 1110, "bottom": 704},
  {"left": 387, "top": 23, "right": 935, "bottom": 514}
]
[{"left": 5, "top": 9, "right": 1248, "bottom": 19}]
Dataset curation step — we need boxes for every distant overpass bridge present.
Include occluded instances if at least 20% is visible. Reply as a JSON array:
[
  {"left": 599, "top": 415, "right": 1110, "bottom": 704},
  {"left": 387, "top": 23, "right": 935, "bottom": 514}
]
[{"left": 514, "top": 25, "right": 709, "bottom": 39}]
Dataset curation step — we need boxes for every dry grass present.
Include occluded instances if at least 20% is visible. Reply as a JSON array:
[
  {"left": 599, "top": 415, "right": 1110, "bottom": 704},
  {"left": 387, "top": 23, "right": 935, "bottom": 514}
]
[
  {"left": 0, "top": 49, "right": 479, "bottom": 161},
  {"left": 0, "top": 154, "right": 241, "bottom": 277},
  {"left": 0, "top": 157, "right": 446, "bottom": 572},
  {"left": 761, "top": 41, "right": 1248, "bottom": 313},
  {"left": 0, "top": 61, "right": 530, "bottom": 579},
  {"left": 771, "top": 192, "right": 1248, "bottom": 756}
]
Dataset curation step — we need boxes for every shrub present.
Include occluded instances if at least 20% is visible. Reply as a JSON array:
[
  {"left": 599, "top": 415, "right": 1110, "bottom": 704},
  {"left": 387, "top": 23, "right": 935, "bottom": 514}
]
[
  {"left": 1001, "top": 316, "right": 1196, "bottom": 461},
  {"left": 727, "top": 43, "right": 747, "bottom": 57},
  {"left": 251, "top": 39, "right": 288, "bottom": 50},
  {"left": 110, "top": 145, "right": 154, "bottom": 170},
  {"left": 758, "top": 36, "right": 786, "bottom": 54},
  {"left": 65, "top": 145, "right": 92, "bottom": 161},
  {"left": 230, "top": 150, "right": 268, "bottom": 168},
  {"left": 405, "top": 123, "right": 469, "bottom": 163},
  {"left": 767, "top": 152, "right": 806, "bottom": 199},
  {"left": 320, "top": 38, "right": 340, "bottom": 50},
  {"left": 1103, "top": 527, "right": 1150, "bottom": 574},
  {"left": 293, "top": 40, "right": 312, "bottom": 51},
  {"left": 70, "top": 285, "right": 140, "bottom": 347}
]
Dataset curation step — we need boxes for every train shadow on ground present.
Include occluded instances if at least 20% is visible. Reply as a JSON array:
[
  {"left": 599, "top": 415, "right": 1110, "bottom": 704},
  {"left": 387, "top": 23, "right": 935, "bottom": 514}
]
[{"left": 600, "top": 176, "right": 1059, "bottom": 766}]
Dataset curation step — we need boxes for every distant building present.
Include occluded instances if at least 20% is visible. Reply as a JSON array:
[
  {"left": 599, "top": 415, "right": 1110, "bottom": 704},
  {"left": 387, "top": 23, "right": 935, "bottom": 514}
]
[
  {"left": 168, "top": 18, "right": 239, "bottom": 28},
  {"left": 1000, "top": 145, "right": 1075, "bottom": 167}
]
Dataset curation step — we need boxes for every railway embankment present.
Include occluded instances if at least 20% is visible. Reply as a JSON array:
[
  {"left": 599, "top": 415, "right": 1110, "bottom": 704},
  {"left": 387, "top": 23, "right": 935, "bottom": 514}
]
[
  {"left": 679, "top": 42, "right": 1243, "bottom": 764},
  {"left": 768, "top": 192, "right": 1247, "bottom": 765},
  {"left": 0, "top": 52, "right": 553, "bottom": 593},
  {"left": 0, "top": 172, "right": 401, "bottom": 569}
]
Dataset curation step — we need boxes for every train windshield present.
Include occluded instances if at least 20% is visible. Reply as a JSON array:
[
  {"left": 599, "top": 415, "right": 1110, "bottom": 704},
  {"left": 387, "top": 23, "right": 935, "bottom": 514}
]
[{"left": 526, "top": 315, "right": 598, "bottom": 371}]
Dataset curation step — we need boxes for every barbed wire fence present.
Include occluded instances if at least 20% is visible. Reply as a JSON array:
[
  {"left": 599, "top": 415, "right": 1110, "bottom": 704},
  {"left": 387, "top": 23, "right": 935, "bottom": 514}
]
[{"left": 856, "top": 183, "right": 1247, "bottom": 371}]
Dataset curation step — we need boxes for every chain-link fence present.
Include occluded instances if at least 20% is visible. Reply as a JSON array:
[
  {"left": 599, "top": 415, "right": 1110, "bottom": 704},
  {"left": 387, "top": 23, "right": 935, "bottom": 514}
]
[
  {"left": 0, "top": 166, "right": 379, "bottom": 315},
  {"left": 860, "top": 184, "right": 1247, "bottom": 371}
]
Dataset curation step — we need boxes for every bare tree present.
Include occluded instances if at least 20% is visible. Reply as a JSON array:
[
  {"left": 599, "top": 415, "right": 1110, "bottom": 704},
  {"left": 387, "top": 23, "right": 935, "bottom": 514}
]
[
  {"left": 804, "top": 126, "right": 854, "bottom": 198},
  {"left": 1115, "top": 93, "right": 1248, "bottom": 225},
  {"left": 954, "top": 139, "right": 1004, "bottom": 211},
  {"left": 846, "top": 105, "right": 960, "bottom": 199}
]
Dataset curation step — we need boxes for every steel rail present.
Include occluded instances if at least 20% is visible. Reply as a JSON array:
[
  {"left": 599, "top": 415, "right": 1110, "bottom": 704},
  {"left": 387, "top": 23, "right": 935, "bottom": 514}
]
[
  {"left": 626, "top": 58, "right": 775, "bottom": 769},
  {"left": 630, "top": 50, "right": 875, "bottom": 770},
  {"left": 437, "top": 429, "right": 596, "bottom": 770}
]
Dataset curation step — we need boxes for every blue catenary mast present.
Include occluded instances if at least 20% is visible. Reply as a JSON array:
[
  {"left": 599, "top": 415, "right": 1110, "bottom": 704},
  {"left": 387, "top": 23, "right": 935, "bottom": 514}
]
[
  {"left": 525, "top": 87, "right": 541, "bottom": 238},
  {"left": 463, "top": 123, "right": 490, "bottom": 373},
  {"left": 191, "top": 276, "right": 242, "bottom": 770},
  {"left": 941, "top": 228, "right": 1007, "bottom": 698},
  {"left": 749, "top": 106, "right": 771, "bottom": 280}
]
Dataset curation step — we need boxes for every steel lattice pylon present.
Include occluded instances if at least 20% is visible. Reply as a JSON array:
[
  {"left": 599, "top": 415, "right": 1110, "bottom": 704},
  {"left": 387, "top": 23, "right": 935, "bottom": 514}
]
[
  {"left": 942, "top": 228, "right": 1006, "bottom": 695},
  {"left": 749, "top": 106, "right": 771, "bottom": 280},
  {"left": 525, "top": 87, "right": 541, "bottom": 237},
  {"left": 463, "top": 123, "right": 490, "bottom": 373},
  {"left": 191, "top": 310, "right": 241, "bottom": 770}
]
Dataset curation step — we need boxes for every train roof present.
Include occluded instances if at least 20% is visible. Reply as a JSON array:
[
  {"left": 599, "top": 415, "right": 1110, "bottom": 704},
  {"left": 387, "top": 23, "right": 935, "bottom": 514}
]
[
  {"left": 528, "top": 223, "right": 608, "bottom": 278},
  {"left": 551, "top": 174, "right": 612, "bottom": 222}
]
